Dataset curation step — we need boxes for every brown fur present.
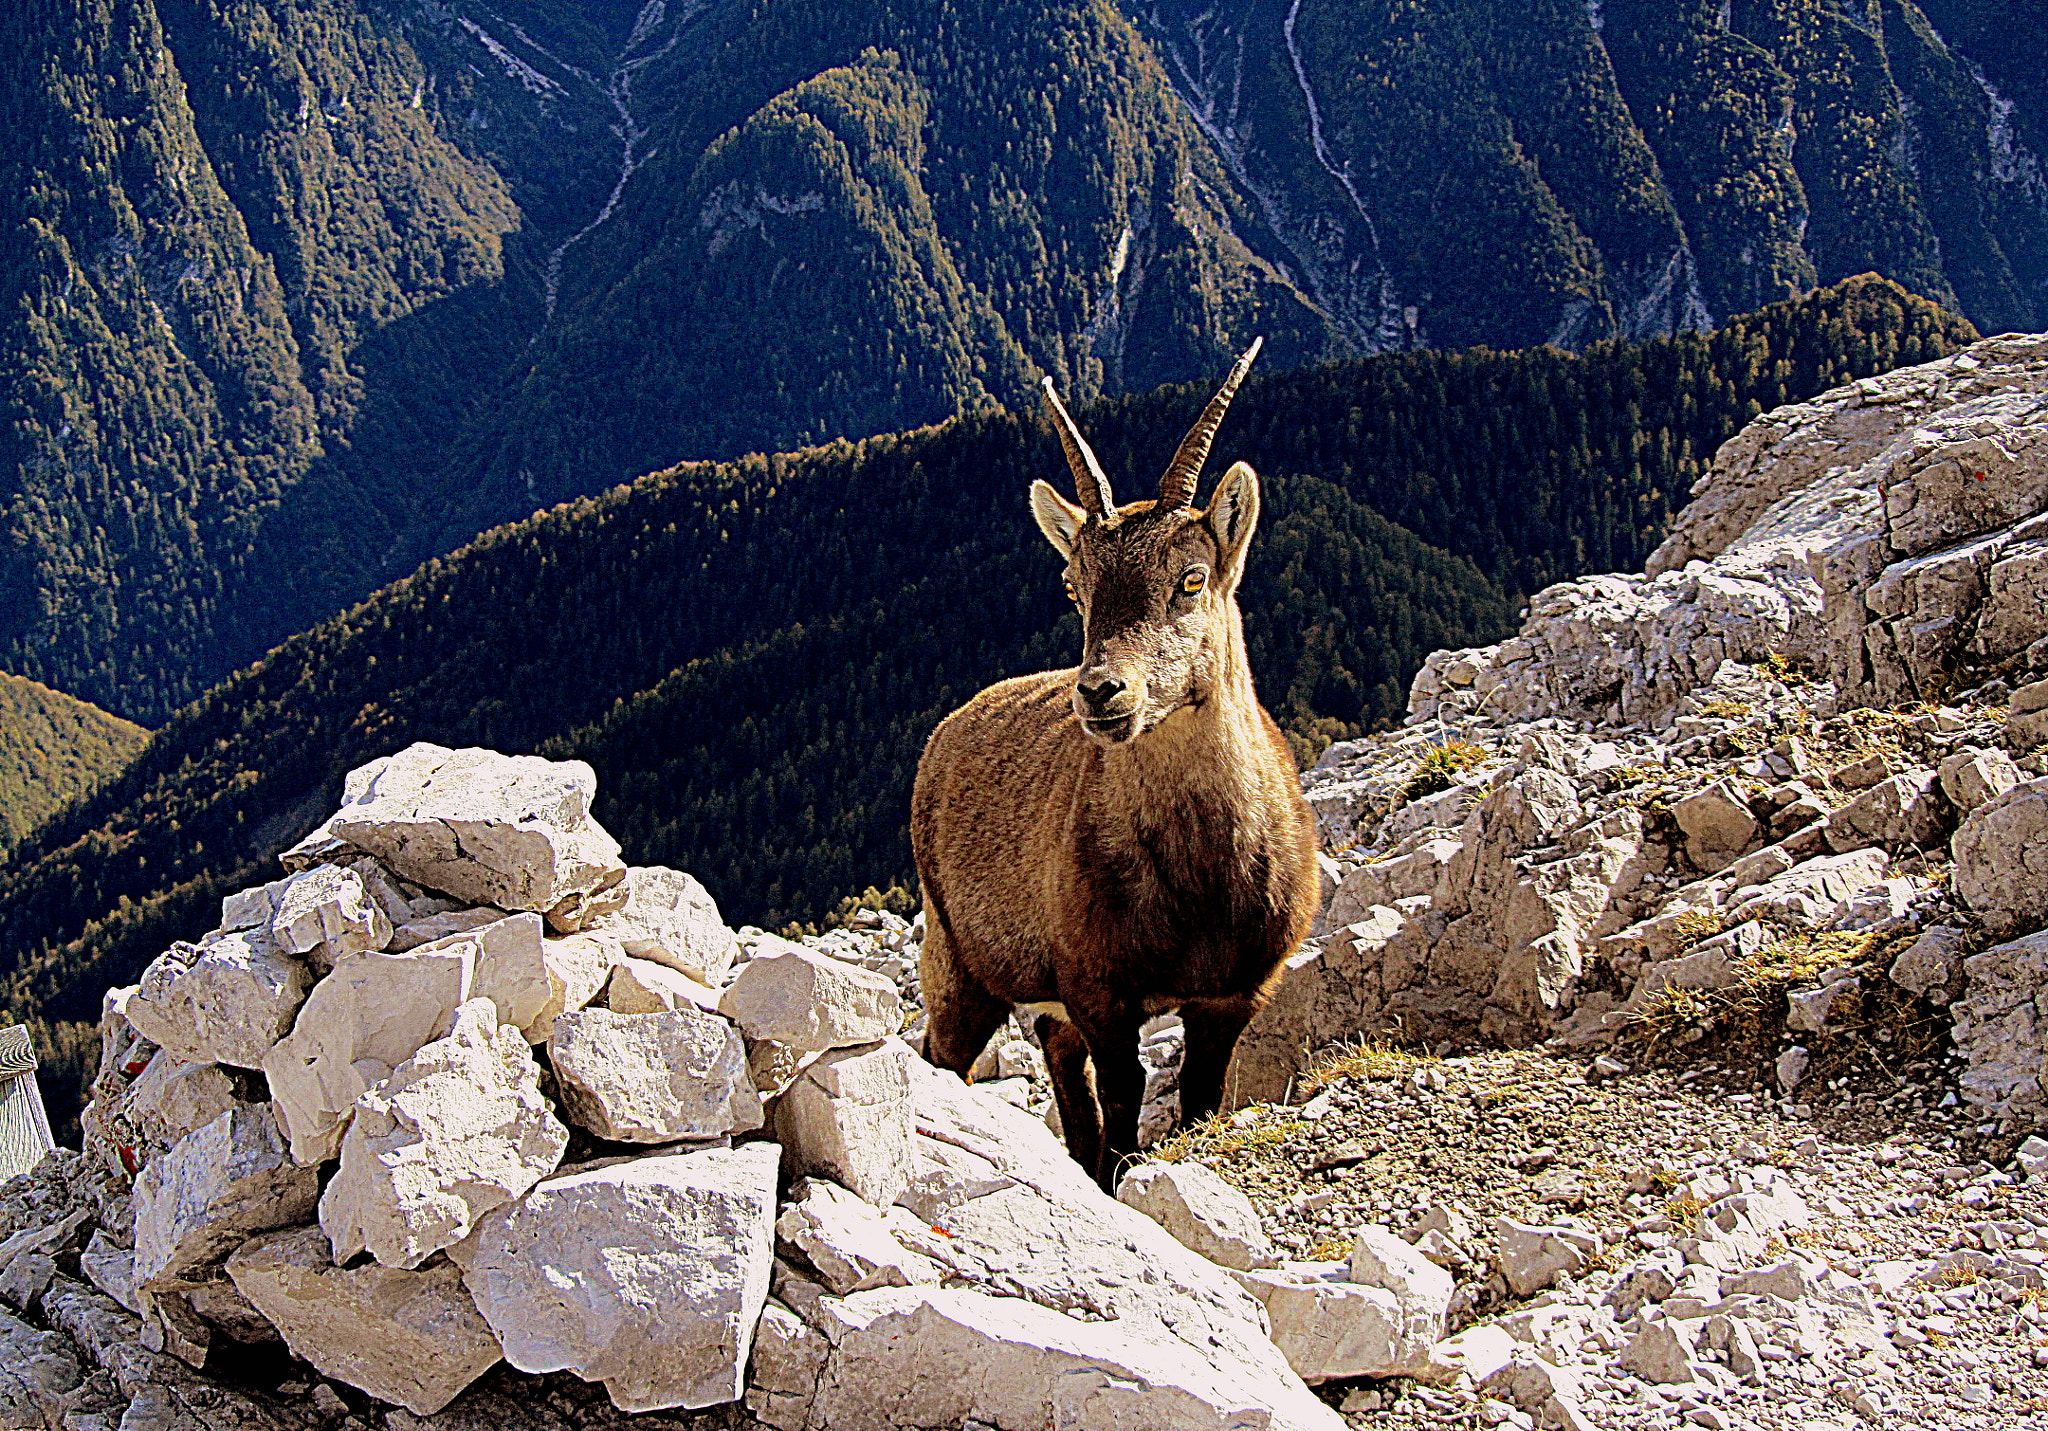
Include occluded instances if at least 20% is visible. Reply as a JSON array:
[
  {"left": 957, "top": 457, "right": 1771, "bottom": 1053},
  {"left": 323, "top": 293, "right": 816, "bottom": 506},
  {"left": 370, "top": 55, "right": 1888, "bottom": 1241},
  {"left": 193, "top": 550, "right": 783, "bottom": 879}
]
[{"left": 911, "top": 420, "right": 1320, "bottom": 1188}]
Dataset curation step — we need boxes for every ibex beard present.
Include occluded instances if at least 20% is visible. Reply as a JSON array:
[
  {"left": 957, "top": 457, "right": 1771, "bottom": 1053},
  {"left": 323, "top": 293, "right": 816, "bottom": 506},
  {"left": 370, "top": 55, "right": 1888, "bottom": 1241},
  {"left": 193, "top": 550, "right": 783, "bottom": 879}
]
[{"left": 911, "top": 339, "right": 1322, "bottom": 1190}]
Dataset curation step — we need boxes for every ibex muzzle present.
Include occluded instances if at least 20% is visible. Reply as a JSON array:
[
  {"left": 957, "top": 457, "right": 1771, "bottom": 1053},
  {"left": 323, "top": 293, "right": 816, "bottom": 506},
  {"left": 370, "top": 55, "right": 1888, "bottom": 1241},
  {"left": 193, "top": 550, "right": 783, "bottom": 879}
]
[{"left": 911, "top": 340, "right": 1320, "bottom": 1189}]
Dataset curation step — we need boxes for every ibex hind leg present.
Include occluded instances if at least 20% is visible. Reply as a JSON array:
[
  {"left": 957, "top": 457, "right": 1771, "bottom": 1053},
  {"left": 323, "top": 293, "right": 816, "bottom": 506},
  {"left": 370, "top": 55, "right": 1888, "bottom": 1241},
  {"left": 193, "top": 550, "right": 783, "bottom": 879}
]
[
  {"left": 1038, "top": 1016, "right": 1100, "bottom": 1177},
  {"left": 1178, "top": 994, "right": 1259, "bottom": 1128},
  {"left": 917, "top": 923, "right": 1012, "bottom": 1076}
]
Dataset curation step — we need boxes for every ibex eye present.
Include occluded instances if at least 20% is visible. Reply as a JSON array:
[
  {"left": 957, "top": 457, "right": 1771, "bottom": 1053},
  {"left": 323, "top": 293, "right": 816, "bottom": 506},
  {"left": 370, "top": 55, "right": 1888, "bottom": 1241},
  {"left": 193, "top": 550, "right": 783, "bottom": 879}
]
[
  {"left": 1063, "top": 579, "right": 1078, "bottom": 603},
  {"left": 1181, "top": 569, "right": 1207, "bottom": 596}
]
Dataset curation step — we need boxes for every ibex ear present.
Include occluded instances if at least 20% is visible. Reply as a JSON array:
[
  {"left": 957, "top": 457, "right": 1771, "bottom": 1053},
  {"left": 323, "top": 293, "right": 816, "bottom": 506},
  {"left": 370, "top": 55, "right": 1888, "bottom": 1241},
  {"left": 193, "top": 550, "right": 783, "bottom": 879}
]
[
  {"left": 1205, "top": 461, "right": 1260, "bottom": 588},
  {"left": 1031, "top": 479, "right": 1086, "bottom": 558}
]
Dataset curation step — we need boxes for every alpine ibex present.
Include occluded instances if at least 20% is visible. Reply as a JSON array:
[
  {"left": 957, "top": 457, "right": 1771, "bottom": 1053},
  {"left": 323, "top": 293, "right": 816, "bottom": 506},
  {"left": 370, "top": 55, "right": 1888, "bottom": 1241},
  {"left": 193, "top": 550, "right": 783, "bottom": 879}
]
[{"left": 911, "top": 340, "right": 1320, "bottom": 1188}]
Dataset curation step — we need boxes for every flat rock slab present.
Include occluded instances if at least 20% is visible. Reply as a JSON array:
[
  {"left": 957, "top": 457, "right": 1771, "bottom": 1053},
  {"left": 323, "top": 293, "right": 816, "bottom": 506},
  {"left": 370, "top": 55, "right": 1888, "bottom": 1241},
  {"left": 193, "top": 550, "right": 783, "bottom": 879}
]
[
  {"left": 803, "top": 1285, "right": 1344, "bottom": 1431},
  {"left": 321, "top": 999, "right": 568, "bottom": 1269},
  {"left": 131, "top": 1104, "right": 320, "bottom": 1287},
  {"left": 548, "top": 1006, "right": 762, "bottom": 1143},
  {"left": 226, "top": 1225, "right": 501, "bottom": 1415},
  {"left": 322, "top": 743, "right": 625, "bottom": 916},
  {"left": 461, "top": 1143, "right": 781, "bottom": 1412}
]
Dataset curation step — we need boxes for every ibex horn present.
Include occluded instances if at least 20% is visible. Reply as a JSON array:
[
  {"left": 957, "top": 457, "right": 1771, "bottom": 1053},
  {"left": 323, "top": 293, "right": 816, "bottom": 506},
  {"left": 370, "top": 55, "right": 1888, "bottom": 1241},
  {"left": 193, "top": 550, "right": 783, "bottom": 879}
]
[
  {"left": 1157, "top": 336, "right": 1263, "bottom": 511},
  {"left": 1040, "top": 376, "right": 1117, "bottom": 515}
]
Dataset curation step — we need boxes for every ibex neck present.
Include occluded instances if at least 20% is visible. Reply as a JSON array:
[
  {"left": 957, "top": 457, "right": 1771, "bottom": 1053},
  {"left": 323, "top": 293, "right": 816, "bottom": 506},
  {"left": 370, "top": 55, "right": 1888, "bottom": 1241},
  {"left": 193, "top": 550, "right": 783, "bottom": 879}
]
[{"left": 1105, "top": 609, "right": 1266, "bottom": 801}]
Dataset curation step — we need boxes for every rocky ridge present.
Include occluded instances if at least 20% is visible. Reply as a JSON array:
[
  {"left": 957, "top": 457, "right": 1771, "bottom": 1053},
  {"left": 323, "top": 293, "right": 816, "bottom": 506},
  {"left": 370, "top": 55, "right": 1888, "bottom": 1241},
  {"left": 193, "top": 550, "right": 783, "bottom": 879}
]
[{"left": 0, "top": 336, "right": 2046, "bottom": 1429}]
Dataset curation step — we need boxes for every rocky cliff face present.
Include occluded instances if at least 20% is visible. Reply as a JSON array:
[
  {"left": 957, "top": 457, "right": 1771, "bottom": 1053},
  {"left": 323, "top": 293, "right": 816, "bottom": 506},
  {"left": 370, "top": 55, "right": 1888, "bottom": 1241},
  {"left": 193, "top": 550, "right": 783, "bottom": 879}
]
[
  {"left": 1, "top": 337, "right": 2047, "bottom": 1428},
  {"left": 1245, "top": 334, "right": 2048, "bottom": 1125}
]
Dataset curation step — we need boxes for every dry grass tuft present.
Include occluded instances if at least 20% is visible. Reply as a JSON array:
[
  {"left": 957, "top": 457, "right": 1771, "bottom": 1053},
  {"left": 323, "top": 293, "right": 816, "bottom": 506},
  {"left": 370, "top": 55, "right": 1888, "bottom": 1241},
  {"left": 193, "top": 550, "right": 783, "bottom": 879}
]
[
  {"left": 1299, "top": 1035, "right": 1440, "bottom": 1094},
  {"left": 1400, "top": 740, "right": 1490, "bottom": 802},
  {"left": 1304, "top": 1236, "right": 1351, "bottom": 1262},
  {"left": 1152, "top": 1109, "right": 1306, "bottom": 1165}
]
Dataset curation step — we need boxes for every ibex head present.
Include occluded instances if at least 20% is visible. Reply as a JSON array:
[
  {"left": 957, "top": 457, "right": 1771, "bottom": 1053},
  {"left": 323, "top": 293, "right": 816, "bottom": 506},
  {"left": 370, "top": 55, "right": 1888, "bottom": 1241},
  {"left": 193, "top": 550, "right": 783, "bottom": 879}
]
[{"left": 1030, "top": 341, "right": 1263, "bottom": 747}]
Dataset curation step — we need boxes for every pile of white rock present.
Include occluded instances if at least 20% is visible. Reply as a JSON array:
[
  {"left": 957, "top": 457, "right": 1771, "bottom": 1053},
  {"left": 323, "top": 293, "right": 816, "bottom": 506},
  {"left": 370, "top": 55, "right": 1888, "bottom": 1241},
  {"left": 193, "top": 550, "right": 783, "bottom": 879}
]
[
  {"left": 8, "top": 741, "right": 1370, "bottom": 1431},
  {"left": 1228, "top": 333, "right": 2048, "bottom": 1140}
]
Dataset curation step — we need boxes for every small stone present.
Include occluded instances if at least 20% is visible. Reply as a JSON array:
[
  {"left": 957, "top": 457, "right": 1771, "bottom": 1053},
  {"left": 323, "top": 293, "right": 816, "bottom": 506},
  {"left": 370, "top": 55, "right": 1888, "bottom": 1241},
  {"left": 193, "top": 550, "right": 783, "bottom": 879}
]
[
  {"left": 1494, "top": 1217, "right": 1591, "bottom": 1297},
  {"left": 1619, "top": 1317, "right": 1703, "bottom": 1383},
  {"left": 1673, "top": 782, "right": 1759, "bottom": 871},
  {"left": 1940, "top": 748, "right": 2021, "bottom": 813},
  {"left": 604, "top": 957, "right": 719, "bottom": 1015},
  {"left": 1775, "top": 1046, "right": 1811, "bottom": 1093},
  {"left": 1235, "top": 1260, "right": 1431, "bottom": 1381},
  {"left": 1889, "top": 924, "right": 1966, "bottom": 1003}
]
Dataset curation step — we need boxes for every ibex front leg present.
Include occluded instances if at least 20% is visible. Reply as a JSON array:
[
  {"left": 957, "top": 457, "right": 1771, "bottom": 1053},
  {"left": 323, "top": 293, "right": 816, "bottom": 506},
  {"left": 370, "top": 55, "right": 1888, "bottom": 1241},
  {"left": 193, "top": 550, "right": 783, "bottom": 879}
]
[{"left": 1068, "top": 996, "right": 1146, "bottom": 1192}]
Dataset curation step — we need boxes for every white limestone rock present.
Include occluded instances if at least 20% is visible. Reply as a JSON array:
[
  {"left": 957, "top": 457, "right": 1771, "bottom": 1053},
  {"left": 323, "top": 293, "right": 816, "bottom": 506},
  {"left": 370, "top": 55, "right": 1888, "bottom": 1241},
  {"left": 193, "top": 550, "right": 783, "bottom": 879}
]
[
  {"left": 774, "top": 1039, "right": 914, "bottom": 1207},
  {"left": 261, "top": 943, "right": 475, "bottom": 1165},
  {"left": 601, "top": 867, "right": 739, "bottom": 986},
  {"left": 882, "top": 1061, "right": 1339, "bottom": 1429},
  {"left": 801, "top": 1285, "right": 1344, "bottom": 1431},
  {"left": 126, "top": 931, "right": 312, "bottom": 1070},
  {"left": 894, "top": 1135, "right": 1018, "bottom": 1223},
  {"left": 1940, "top": 748, "right": 2021, "bottom": 814},
  {"left": 1226, "top": 906, "right": 1407, "bottom": 1109},
  {"left": 413, "top": 913, "right": 612, "bottom": 1043},
  {"left": 775, "top": 1178, "right": 942, "bottom": 1294},
  {"left": 1953, "top": 777, "right": 2048, "bottom": 935},
  {"left": 268, "top": 865, "right": 392, "bottom": 971},
  {"left": 745, "top": 1300, "right": 829, "bottom": 1431},
  {"left": 320, "top": 999, "right": 568, "bottom": 1269},
  {"left": 1494, "top": 1217, "right": 1596, "bottom": 1297},
  {"left": 605, "top": 957, "right": 719, "bottom": 1014},
  {"left": 548, "top": 1005, "right": 762, "bottom": 1143},
  {"left": 1417, "top": 1324, "right": 1520, "bottom": 1387},
  {"left": 1952, "top": 929, "right": 2048, "bottom": 1125},
  {"left": 716, "top": 940, "right": 900, "bottom": 1052},
  {"left": 226, "top": 1224, "right": 501, "bottom": 1415},
  {"left": 1349, "top": 1225, "right": 1454, "bottom": 1349},
  {"left": 319, "top": 744, "right": 626, "bottom": 916},
  {"left": 1235, "top": 1261, "right": 1426, "bottom": 1382},
  {"left": 1116, "top": 1160, "right": 1279, "bottom": 1271},
  {"left": 131, "top": 1104, "right": 321, "bottom": 1287},
  {"left": 1672, "top": 780, "right": 1759, "bottom": 872},
  {"left": 461, "top": 1143, "right": 781, "bottom": 1411},
  {"left": 386, "top": 907, "right": 501, "bottom": 952},
  {"left": 1722, "top": 848, "right": 1891, "bottom": 928}
]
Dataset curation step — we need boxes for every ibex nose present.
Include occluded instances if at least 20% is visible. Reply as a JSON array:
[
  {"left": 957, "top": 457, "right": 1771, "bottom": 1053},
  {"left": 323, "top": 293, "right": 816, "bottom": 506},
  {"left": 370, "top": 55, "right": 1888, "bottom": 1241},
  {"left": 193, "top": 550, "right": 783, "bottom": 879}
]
[{"left": 1075, "top": 673, "right": 1127, "bottom": 713}]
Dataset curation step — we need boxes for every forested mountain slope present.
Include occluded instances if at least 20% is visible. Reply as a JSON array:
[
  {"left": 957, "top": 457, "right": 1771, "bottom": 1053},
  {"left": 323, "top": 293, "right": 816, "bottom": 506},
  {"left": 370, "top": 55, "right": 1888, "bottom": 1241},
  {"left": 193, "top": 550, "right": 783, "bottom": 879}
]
[
  {"left": 1, "top": 0, "right": 2039, "bottom": 726},
  {"left": 0, "top": 673, "right": 146, "bottom": 850},
  {"left": 0, "top": 278, "right": 1972, "bottom": 1122}
]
